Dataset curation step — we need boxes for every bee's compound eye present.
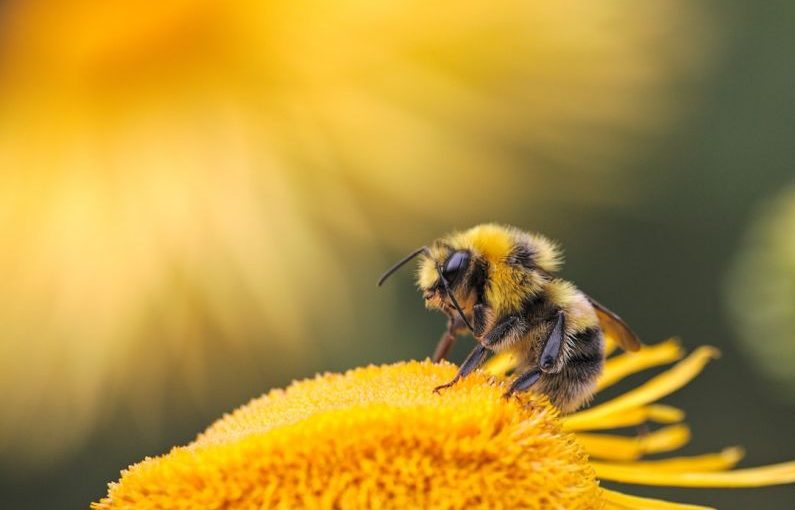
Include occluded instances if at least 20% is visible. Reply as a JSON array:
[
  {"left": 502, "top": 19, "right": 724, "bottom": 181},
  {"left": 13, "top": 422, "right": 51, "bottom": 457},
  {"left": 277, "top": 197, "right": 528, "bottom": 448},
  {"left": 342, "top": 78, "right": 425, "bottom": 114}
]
[{"left": 442, "top": 251, "right": 470, "bottom": 282}]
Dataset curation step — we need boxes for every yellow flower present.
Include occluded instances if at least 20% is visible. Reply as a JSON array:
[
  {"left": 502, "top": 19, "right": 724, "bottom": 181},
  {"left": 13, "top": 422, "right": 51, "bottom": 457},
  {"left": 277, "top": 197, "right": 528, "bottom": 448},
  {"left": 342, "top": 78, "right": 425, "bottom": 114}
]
[{"left": 94, "top": 340, "right": 795, "bottom": 509}]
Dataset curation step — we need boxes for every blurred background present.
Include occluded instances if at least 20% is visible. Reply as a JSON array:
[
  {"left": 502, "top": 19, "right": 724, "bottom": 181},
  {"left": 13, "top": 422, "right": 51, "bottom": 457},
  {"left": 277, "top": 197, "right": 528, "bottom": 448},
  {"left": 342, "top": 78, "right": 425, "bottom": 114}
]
[{"left": 0, "top": 1, "right": 793, "bottom": 508}]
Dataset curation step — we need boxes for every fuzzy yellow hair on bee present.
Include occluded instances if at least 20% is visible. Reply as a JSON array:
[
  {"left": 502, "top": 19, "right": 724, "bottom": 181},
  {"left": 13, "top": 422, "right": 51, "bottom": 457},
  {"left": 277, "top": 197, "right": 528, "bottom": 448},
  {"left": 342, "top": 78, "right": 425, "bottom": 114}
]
[
  {"left": 417, "top": 224, "right": 562, "bottom": 315},
  {"left": 378, "top": 223, "right": 640, "bottom": 413},
  {"left": 447, "top": 224, "right": 563, "bottom": 272}
]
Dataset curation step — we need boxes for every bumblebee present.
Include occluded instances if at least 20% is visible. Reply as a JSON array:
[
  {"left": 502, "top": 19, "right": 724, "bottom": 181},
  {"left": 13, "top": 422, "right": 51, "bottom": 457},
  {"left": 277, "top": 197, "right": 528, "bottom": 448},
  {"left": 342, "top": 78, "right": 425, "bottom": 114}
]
[{"left": 378, "top": 223, "right": 640, "bottom": 412}]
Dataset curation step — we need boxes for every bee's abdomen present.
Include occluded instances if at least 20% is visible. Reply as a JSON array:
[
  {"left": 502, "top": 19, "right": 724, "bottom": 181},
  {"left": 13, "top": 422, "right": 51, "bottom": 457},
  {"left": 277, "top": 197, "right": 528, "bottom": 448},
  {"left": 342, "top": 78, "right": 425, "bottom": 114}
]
[
  {"left": 538, "top": 327, "right": 603, "bottom": 413},
  {"left": 565, "top": 328, "right": 604, "bottom": 382}
]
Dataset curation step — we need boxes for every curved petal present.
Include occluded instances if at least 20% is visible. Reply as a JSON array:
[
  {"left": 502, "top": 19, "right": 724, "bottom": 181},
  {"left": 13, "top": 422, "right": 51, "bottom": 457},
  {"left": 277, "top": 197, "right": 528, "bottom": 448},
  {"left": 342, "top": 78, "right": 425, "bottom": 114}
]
[
  {"left": 563, "top": 404, "right": 684, "bottom": 432},
  {"left": 602, "top": 488, "right": 714, "bottom": 510},
  {"left": 576, "top": 424, "right": 690, "bottom": 461},
  {"left": 594, "top": 460, "right": 795, "bottom": 487},
  {"left": 598, "top": 338, "right": 684, "bottom": 391},
  {"left": 565, "top": 346, "right": 719, "bottom": 430}
]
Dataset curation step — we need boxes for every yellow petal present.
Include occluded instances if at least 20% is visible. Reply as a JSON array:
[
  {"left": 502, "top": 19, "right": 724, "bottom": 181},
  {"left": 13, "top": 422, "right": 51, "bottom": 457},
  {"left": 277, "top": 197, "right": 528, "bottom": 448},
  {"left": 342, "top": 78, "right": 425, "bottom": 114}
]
[
  {"left": 602, "top": 488, "right": 714, "bottom": 510},
  {"left": 483, "top": 351, "right": 519, "bottom": 376},
  {"left": 598, "top": 338, "right": 684, "bottom": 391},
  {"left": 576, "top": 424, "right": 690, "bottom": 461},
  {"left": 565, "top": 346, "right": 719, "bottom": 431},
  {"left": 597, "top": 447, "right": 744, "bottom": 473},
  {"left": 563, "top": 404, "right": 684, "bottom": 432},
  {"left": 593, "top": 460, "right": 795, "bottom": 487}
]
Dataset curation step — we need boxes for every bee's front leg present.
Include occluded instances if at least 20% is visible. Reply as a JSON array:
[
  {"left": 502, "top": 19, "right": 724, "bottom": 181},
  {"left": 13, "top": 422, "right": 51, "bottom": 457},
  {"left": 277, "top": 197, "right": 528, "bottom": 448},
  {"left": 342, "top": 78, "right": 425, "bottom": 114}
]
[{"left": 433, "top": 344, "right": 490, "bottom": 393}]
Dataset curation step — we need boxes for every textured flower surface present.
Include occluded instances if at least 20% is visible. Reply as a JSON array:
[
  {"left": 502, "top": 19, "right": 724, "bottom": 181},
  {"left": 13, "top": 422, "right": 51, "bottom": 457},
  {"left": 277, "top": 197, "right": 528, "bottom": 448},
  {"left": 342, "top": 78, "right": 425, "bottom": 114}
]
[{"left": 94, "top": 341, "right": 795, "bottom": 510}]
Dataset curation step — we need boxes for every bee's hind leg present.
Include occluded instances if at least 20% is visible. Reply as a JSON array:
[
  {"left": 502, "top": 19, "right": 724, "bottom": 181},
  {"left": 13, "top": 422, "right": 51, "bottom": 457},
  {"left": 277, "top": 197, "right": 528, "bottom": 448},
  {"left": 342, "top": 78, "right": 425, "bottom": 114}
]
[
  {"left": 433, "top": 345, "right": 489, "bottom": 393},
  {"left": 503, "top": 367, "right": 541, "bottom": 399},
  {"left": 539, "top": 312, "right": 565, "bottom": 373}
]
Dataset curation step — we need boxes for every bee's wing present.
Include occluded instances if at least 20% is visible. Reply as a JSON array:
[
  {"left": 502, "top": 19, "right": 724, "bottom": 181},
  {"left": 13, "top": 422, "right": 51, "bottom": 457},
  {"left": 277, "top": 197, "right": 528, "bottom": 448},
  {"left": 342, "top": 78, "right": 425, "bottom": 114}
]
[{"left": 587, "top": 296, "right": 641, "bottom": 352}]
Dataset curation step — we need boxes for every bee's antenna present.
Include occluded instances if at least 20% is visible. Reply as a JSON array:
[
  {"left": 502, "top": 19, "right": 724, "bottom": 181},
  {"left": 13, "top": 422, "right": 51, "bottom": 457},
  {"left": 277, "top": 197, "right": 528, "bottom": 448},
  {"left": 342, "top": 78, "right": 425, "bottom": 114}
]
[
  {"left": 377, "top": 246, "right": 428, "bottom": 286},
  {"left": 436, "top": 267, "right": 474, "bottom": 333}
]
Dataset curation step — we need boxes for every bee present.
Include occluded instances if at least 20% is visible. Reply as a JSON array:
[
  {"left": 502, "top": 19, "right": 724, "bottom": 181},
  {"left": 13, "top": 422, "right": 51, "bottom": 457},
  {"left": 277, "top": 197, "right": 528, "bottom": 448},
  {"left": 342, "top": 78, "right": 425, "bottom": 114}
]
[{"left": 378, "top": 223, "right": 640, "bottom": 412}]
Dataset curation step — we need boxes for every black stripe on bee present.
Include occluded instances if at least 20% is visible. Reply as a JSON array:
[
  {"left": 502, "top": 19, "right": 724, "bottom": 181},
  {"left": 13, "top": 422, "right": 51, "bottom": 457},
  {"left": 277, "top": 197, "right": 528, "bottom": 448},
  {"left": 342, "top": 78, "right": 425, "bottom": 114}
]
[
  {"left": 470, "top": 259, "right": 489, "bottom": 302},
  {"left": 565, "top": 327, "right": 604, "bottom": 376},
  {"left": 521, "top": 293, "right": 558, "bottom": 324},
  {"left": 506, "top": 244, "right": 535, "bottom": 269},
  {"left": 537, "top": 327, "right": 603, "bottom": 411}
]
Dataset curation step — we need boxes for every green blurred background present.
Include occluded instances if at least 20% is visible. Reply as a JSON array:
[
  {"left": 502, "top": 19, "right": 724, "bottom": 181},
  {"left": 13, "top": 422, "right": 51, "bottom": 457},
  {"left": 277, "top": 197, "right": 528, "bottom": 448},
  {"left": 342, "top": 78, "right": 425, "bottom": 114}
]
[{"left": 0, "top": 1, "right": 793, "bottom": 508}]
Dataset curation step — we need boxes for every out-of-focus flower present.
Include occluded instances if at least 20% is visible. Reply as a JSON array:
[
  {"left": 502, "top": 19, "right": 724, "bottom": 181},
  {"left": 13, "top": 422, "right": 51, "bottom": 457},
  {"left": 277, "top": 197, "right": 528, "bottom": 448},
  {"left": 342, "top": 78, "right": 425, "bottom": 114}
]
[
  {"left": 727, "top": 185, "right": 795, "bottom": 400},
  {"left": 95, "top": 342, "right": 795, "bottom": 510},
  {"left": 0, "top": 0, "right": 714, "bottom": 464}
]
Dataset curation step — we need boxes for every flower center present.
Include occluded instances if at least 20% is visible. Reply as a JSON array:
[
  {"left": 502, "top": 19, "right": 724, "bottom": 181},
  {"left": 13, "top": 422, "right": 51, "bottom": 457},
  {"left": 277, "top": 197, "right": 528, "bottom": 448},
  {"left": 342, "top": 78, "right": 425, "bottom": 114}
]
[{"left": 95, "top": 361, "right": 603, "bottom": 509}]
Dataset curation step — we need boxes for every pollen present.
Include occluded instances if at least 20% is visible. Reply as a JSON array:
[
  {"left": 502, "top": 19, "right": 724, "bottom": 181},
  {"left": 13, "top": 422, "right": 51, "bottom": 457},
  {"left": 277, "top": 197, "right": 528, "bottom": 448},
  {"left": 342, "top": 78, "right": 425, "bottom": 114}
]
[{"left": 93, "top": 361, "right": 602, "bottom": 510}]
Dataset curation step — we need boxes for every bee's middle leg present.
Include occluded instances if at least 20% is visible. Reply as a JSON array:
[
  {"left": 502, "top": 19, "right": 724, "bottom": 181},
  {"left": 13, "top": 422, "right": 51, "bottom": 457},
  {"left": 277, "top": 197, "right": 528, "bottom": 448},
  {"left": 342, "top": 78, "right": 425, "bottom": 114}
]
[{"left": 433, "top": 344, "right": 489, "bottom": 393}]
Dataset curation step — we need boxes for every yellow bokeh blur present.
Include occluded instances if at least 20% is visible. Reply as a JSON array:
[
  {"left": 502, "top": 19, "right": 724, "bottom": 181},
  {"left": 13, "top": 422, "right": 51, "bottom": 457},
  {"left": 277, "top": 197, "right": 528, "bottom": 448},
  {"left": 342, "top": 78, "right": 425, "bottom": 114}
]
[
  {"left": 727, "top": 184, "right": 795, "bottom": 399},
  {"left": 0, "top": 0, "right": 713, "bottom": 466}
]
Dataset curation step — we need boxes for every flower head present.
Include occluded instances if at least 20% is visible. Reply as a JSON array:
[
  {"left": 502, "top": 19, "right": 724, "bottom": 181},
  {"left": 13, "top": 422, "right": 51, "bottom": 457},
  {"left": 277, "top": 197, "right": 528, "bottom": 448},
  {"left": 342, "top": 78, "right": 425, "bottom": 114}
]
[
  {"left": 95, "top": 340, "right": 795, "bottom": 509},
  {"left": 94, "top": 362, "right": 601, "bottom": 509}
]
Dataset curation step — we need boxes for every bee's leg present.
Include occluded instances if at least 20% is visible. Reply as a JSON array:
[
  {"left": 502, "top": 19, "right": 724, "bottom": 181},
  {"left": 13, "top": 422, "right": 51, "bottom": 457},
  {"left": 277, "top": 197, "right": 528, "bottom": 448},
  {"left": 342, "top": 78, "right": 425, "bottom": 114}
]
[
  {"left": 433, "top": 345, "right": 489, "bottom": 393},
  {"left": 432, "top": 330, "right": 456, "bottom": 363},
  {"left": 481, "top": 314, "right": 526, "bottom": 348},
  {"left": 539, "top": 312, "right": 565, "bottom": 373},
  {"left": 503, "top": 367, "right": 542, "bottom": 398},
  {"left": 432, "top": 315, "right": 468, "bottom": 362},
  {"left": 472, "top": 303, "right": 488, "bottom": 337}
]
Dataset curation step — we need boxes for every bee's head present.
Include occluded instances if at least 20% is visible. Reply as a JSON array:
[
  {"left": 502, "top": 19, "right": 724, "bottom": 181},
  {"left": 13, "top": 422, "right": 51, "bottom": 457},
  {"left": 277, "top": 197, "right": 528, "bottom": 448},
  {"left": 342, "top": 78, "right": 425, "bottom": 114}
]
[
  {"left": 377, "top": 224, "right": 561, "bottom": 331},
  {"left": 378, "top": 243, "right": 479, "bottom": 332},
  {"left": 417, "top": 246, "right": 478, "bottom": 312}
]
